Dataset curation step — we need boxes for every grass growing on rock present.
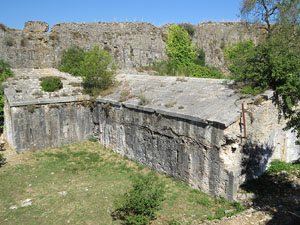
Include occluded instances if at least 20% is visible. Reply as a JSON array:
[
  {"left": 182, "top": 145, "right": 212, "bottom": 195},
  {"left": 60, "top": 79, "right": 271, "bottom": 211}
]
[{"left": 0, "top": 142, "right": 244, "bottom": 224}]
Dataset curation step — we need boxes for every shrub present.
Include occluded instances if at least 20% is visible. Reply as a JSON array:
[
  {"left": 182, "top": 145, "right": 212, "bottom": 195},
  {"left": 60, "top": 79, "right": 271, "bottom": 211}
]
[
  {"left": 266, "top": 160, "right": 293, "bottom": 174},
  {"left": 80, "top": 46, "right": 116, "bottom": 95},
  {"left": 40, "top": 76, "right": 63, "bottom": 92},
  {"left": 194, "top": 48, "right": 206, "bottom": 66},
  {"left": 151, "top": 24, "right": 223, "bottom": 79},
  {"left": 113, "top": 173, "right": 166, "bottom": 225},
  {"left": 166, "top": 24, "right": 197, "bottom": 68},
  {"left": 58, "top": 46, "right": 86, "bottom": 76},
  {"left": 0, "top": 59, "right": 14, "bottom": 129},
  {"left": 0, "top": 153, "right": 6, "bottom": 167},
  {"left": 225, "top": 29, "right": 300, "bottom": 138},
  {"left": 88, "top": 136, "right": 98, "bottom": 142}
]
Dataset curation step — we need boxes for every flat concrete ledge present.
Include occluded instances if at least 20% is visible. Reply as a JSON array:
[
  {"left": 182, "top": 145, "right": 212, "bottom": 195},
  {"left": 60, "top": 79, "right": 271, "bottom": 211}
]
[
  {"left": 4, "top": 68, "right": 87, "bottom": 107},
  {"left": 4, "top": 69, "right": 255, "bottom": 128},
  {"left": 98, "top": 74, "right": 246, "bottom": 128}
]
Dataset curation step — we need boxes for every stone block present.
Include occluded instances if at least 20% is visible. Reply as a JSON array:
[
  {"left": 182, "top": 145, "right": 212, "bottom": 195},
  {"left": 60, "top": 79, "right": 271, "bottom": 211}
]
[{"left": 24, "top": 21, "right": 49, "bottom": 33}]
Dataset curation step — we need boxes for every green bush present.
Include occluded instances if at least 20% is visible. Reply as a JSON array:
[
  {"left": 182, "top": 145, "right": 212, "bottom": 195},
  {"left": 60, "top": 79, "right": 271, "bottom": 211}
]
[
  {"left": 40, "top": 76, "right": 63, "bottom": 92},
  {"left": 266, "top": 160, "right": 294, "bottom": 174},
  {"left": 58, "top": 45, "right": 116, "bottom": 96},
  {"left": 0, "top": 59, "right": 14, "bottom": 129},
  {"left": 0, "top": 153, "right": 6, "bottom": 167},
  {"left": 80, "top": 46, "right": 116, "bottom": 95},
  {"left": 151, "top": 24, "right": 223, "bottom": 79},
  {"left": 196, "top": 196, "right": 211, "bottom": 207},
  {"left": 58, "top": 46, "right": 86, "bottom": 76},
  {"left": 113, "top": 173, "right": 166, "bottom": 225},
  {"left": 241, "top": 85, "right": 265, "bottom": 95},
  {"left": 194, "top": 48, "right": 206, "bottom": 66},
  {"left": 166, "top": 24, "right": 197, "bottom": 68},
  {"left": 225, "top": 28, "right": 300, "bottom": 137}
]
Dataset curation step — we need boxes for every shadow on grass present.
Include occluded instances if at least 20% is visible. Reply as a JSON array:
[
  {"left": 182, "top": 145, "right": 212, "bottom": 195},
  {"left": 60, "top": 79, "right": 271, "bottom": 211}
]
[{"left": 240, "top": 142, "right": 300, "bottom": 225}]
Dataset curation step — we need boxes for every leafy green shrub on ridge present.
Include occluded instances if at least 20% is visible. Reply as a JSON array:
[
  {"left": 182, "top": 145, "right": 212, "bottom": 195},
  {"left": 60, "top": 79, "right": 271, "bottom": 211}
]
[{"left": 58, "top": 46, "right": 86, "bottom": 76}]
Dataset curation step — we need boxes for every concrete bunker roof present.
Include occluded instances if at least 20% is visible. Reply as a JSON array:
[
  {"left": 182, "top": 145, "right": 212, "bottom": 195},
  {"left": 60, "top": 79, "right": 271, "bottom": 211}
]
[{"left": 4, "top": 69, "right": 272, "bottom": 128}]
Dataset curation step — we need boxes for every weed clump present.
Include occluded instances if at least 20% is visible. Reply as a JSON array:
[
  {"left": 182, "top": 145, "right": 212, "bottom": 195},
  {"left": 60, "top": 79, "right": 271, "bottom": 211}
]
[{"left": 40, "top": 76, "right": 63, "bottom": 92}]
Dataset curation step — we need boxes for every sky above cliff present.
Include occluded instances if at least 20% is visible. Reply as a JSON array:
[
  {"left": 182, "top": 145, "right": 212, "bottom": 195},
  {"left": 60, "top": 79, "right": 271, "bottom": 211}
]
[{"left": 1, "top": 0, "right": 241, "bottom": 30}]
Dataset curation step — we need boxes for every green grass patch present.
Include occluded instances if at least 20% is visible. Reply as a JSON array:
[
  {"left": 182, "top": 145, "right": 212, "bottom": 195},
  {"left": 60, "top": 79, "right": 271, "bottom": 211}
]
[{"left": 0, "top": 142, "right": 244, "bottom": 224}]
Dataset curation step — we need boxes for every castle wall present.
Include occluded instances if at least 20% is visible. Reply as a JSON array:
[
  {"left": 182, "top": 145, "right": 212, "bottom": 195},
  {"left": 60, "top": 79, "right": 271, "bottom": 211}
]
[{"left": 0, "top": 21, "right": 262, "bottom": 70}]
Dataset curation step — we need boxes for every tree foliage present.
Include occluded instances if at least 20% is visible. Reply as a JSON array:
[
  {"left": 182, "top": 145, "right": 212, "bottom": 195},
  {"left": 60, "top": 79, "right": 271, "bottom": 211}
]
[
  {"left": 154, "top": 24, "right": 223, "bottom": 78},
  {"left": 240, "top": 0, "right": 300, "bottom": 36},
  {"left": 58, "top": 46, "right": 86, "bottom": 76},
  {"left": 166, "top": 24, "right": 197, "bottom": 67},
  {"left": 227, "top": 0, "right": 300, "bottom": 138},
  {"left": 0, "top": 59, "right": 14, "bottom": 129},
  {"left": 80, "top": 46, "right": 116, "bottom": 95},
  {"left": 113, "top": 173, "right": 166, "bottom": 225},
  {"left": 58, "top": 45, "right": 116, "bottom": 96}
]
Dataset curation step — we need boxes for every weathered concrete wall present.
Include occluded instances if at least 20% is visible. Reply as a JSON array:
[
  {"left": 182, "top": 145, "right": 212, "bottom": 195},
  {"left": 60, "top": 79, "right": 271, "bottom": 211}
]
[
  {"left": 5, "top": 102, "right": 93, "bottom": 153},
  {"left": 93, "top": 101, "right": 232, "bottom": 198},
  {"left": 3, "top": 68, "right": 93, "bottom": 153},
  {"left": 221, "top": 96, "right": 300, "bottom": 185},
  {"left": 0, "top": 21, "right": 261, "bottom": 70}
]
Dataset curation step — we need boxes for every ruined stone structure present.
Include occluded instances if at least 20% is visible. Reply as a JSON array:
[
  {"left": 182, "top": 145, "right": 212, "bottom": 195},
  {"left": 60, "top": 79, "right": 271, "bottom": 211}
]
[
  {"left": 3, "top": 69, "right": 300, "bottom": 201},
  {"left": 1, "top": 21, "right": 298, "bottom": 201},
  {"left": 0, "top": 21, "right": 262, "bottom": 71}
]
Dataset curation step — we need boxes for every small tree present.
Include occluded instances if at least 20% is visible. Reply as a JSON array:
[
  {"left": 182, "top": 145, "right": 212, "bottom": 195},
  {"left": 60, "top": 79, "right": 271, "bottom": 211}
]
[
  {"left": 166, "top": 24, "right": 197, "bottom": 68},
  {"left": 240, "top": 0, "right": 300, "bottom": 37},
  {"left": 80, "top": 46, "right": 116, "bottom": 95},
  {"left": 58, "top": 46, "right": 86, "bottom": 76},
  {"left": 226, "top": 0, "right": 300, "bottom": 138}
]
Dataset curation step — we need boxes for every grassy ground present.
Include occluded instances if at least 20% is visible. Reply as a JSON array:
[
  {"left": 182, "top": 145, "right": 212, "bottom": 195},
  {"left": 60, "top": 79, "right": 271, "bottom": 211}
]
[{"left": 0, "top": 141, "right": 244, "bottom": 225}]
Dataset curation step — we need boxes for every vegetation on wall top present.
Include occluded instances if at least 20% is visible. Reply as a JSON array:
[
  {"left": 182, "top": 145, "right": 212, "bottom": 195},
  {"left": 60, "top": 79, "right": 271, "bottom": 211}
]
[
  {"left": 0, "top": 59, "right": 14, "bottom": 130},
  {"left": 40, "top": 76, "right": 63, "bottom": 92},
  {"left": 225, "top": 0, "right": 300, "bottom": 139},
  {"left": 58, "top": 45, "right": 116, "bottom": 96},
  {"left": 152, "top": 24, "right": 224, "bottom": 78}
]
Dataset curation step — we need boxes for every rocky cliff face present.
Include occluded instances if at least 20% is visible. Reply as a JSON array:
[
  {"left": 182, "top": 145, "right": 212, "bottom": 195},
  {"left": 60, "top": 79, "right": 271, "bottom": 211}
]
[{"left": 0, "top": 21, "right": 262, "bottom": 70}]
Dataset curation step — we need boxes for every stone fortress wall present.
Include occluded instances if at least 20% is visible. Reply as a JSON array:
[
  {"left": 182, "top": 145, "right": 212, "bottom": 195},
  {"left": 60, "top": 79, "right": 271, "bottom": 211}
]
[
  {"left": 3, "top": 21, "right": 295, "bottom": 201},
  {"left": 0, "top": 21, "right": 263, "bottom": 70},
  {"left": 3, "top": 68, "right": 300, "bottom": 201}
]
